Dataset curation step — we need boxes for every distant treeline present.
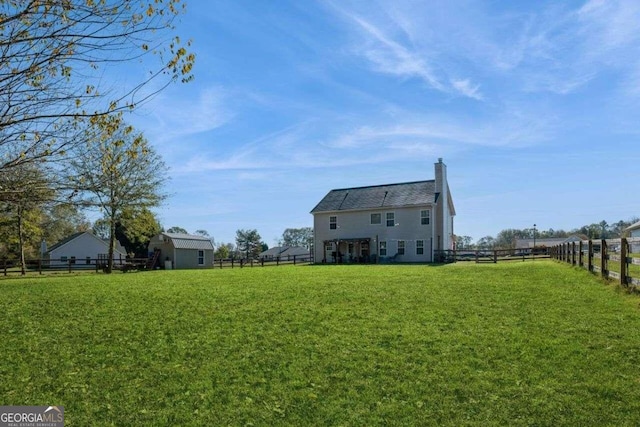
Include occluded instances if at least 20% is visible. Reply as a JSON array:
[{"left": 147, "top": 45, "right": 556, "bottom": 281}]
[{"left": 457, "top": 217, "right": 640, "bottom": 250}]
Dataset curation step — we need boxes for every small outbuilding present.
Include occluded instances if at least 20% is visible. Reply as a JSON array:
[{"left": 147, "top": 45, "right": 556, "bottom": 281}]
[{"left": 148, "top": 232, "right": 214, "bottom": 269}]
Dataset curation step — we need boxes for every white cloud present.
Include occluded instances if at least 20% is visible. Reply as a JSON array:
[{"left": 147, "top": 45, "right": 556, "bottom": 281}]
[
  {"left": 451, "top": 79, "right": 483, "bottom": 100},
  {"left": 137, "top": 85, "right": 233, "bottom": 145}
]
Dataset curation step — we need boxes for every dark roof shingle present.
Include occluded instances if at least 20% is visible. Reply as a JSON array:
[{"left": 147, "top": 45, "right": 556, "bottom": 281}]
[{"left": 311, "top": 180, "right": 436, "bottom": 213}]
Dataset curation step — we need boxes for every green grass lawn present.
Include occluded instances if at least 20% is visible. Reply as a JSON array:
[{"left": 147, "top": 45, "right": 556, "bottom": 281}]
[{"left": 2, "top": 262, "right": 640, "bottom": 426}]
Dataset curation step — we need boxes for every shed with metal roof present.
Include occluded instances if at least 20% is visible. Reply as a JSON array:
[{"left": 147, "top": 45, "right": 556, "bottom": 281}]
[{"left": 148, "top": 232, "right": 214, "bottom": 269}]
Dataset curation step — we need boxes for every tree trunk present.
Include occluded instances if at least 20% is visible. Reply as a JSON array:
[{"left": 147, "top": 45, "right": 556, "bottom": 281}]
[
  {"left": 18, "top": 205, "right": 26, "bottom": 275},
  {"left": 107, "top": 209, "right": 116, "bottom": 274}
]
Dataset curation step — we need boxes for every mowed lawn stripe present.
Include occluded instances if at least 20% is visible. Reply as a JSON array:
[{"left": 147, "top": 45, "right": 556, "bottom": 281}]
[{"left": 1, "top": 262, "right": 640, "bottom": 426}]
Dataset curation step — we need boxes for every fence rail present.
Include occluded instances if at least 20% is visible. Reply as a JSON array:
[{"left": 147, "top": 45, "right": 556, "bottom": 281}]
[
  {"left": 0, "top": 256, "right": 138, "bottom": 276},
  {"left": 550, "top": 237, "right": 640, "bottom": 287},
  {"left": 215, "top": 254, "right": 313, "bottom": 269},
  {"left": 436, "top": 248, "right": 550, "bottom": 264},
  {"left": 1, "top": 253, "right": 315, "bottom": 276}
]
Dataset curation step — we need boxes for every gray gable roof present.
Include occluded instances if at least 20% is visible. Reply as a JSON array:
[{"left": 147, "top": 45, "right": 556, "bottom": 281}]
[
  {"left": 311, "top": 180, "right": 436, "bottom": 213},
  {"left": 47, "top": 231, "right": 85, "bottom": 252},
  {"left": 163, "top": 233, "right": 214, "bottom": 251},
  {"left": 625, "top": 220, "right": 640, "bottom": 232}
]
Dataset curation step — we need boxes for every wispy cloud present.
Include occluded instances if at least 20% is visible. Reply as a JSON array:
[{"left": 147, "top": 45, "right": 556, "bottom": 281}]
[
  {"left": 136, "top": 85, "right": 233, "bottom": 145},
  {"left": 327, "top": 2, "right": 482, "bottom": 100}
]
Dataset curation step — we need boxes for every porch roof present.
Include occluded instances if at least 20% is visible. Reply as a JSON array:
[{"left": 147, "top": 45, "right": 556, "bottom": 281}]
[{"left": 323, "top": 237, "right": 371, "bottom": 243}]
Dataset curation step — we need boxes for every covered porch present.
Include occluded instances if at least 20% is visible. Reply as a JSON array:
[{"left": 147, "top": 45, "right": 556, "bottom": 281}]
[{"left": 322, "top": 238, "right": 374, "bottom": 264}]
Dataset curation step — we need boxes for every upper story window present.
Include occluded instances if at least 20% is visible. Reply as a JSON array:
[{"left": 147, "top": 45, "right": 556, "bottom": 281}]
[
  {"left": 330, "top": 216, "right": 337, "bottom": 230},
  {"left": 398, "top": 240, "right": 405, "bottom": 255},
  {"left": 370, "top": 213, "right": 381, "bottom": 225},
  {"left": 386, "top": 212, "right": 395, "bottom": 227},
  {"left": 421, "top": 210, "right": 430, "bottom": 225}
]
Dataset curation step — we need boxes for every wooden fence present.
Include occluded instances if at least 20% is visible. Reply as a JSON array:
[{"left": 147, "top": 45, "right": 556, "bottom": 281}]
[
  {"left": 1, "top": 253, "right": 315, "bottom": 276},
  {"left": 214, "top": 254, "right": 313, "bottom": 269},
  {"left": 550, "top": 237, "right": 640, "bottom": 287},
  {"left": 0, "top": 255, "right": 141, "bottom": 276},
  {"left": 436, "top": 248, "right": 550, "bottom": 264}
]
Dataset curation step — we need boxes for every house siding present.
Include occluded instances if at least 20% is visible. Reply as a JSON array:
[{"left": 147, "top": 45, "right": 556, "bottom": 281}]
[
  {"left": 47, "top": 233, "right": 126, "bottom": 267},
  {"left": 314, "top": 206, "right": 434, "bottom": 263}
]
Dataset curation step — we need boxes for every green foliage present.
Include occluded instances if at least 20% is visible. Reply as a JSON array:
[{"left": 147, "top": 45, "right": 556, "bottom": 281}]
[
  {"left": 70, "top": 116, "right": 167, "bottom": 272},
  {"left": 236, "top": 228, "right": 263, "bottom": 259},
  {"left": 115, "top": 208, "right": 163, "bottom": 257},
  {"left": 2, "top": 263, "right": 640, "bottom": 424},
  {"left": 167, "top": 226, "right": 189, "bottom": 234},
  {"left": 214, "top": 244, "right": 230, "bottom": 260},
  {"left": 0, "top": 0, "right": 194, "bottom": 170},
  {"left": 280, "top": 227, "right": 313, "bottom": 248}
]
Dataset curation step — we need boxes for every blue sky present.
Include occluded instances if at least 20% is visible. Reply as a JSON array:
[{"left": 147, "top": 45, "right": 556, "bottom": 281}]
[{"left": 128, "top": 0, "right": 640, "bottom": 247}]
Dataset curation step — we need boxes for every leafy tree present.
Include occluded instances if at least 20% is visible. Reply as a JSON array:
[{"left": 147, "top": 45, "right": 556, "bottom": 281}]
[
  {"left": 0, "top": 0, "right": 194, "bottom": 171},
  {"left": 167, "top": 226, "right": 189, "bottom": 234},
  {"left": 280, "top": 227, "right": 313, "bottom": 248},
  {"left": 0, "top": 164, "right": 52, "bottom": 273},
  {"left": 70, "top": 117, "right": 167, "bottom": 273},
  {"left": 92, "top": 219, "right": 111, "bottom": 240},
  {"left": 476, "top": 236, "right": 496, "bottom": 250},
  {"left": 455, "top": 235, "right": 473, "bottom": 250},
  {"left": 236, "top": 229, "right": 263, "bottom": 259},
  {"left": 115, "top": 208, "right": 163, "bottom": 257},
  {"left": 214, "top": 244, "right": 230, "bottom": 260},
  {"left": 41, "top": 203, "right": 91, "bottom": 249}
]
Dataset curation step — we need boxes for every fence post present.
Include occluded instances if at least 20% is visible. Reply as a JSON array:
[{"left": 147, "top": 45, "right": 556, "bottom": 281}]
[
  {"left": 621, "top": 238, "right": 628, "bottom": 287},
  {"left": 493, "top": 250, "right": 497, "bottom": 264},
  {"left": 240, "top": 259, "right": 243, "bottom": 269},
  {"left": 3, "top": 259, "right": 6, "bottom": 276},
  {"left": 231, "top": 258, "right": 234, "bottom": 269},
  {"left": 261, "top": 258, "right": 264, "bottom": 267},
  {"left": 571, "top": 242, "right": 576, "bottom": 265},
  {"left": 588, "top": 240, "right": 593, "bottom": 272},
  {"left": 293, "top": 255, "right": 296, "bottom": 265},
  {"left": 578, "top": 241, "right": 583, "bottom": 267},
  {"left": 600, "top": 239, "right": 607, "bottom": 278},
  {"left": 277, "top": 256, "right": 280, "bottom": 266},
  {"left": 68, "top": 259, "right": 72, "bottom": 273},
  {"left": 38, "top": 258, "right": 42, "bottom": 275}
]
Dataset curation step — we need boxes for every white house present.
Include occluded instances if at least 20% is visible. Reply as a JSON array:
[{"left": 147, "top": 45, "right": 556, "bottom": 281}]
[
  {"left": 46, "top": 231, "right": 127, "bottom": 267},
  {"left": 259, "top": 246, "right": 311, "bottom": 261},
  {"left": 148, "top": 232, "right": 214, "bottom": 269},
  {"left": 311, "top": 158, "right": 455, "bottom": 263},
  {"left": 625, "top": 221, "right": 640, "bottom": 253}
]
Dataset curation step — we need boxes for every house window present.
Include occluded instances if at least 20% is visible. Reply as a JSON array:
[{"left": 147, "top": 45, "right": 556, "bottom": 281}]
[
  {"left": 380, "top": 241, "right": 387, "bottom": 256},
  {"left": 421, "top": 210, "right": 430, "bottom": 225},
  {"left": 330, "top": 216, "right": 337, "bottom": 230},
  {"left": 60, "top": 256, "right": 68, "bottom": 263},
  {"left": 325, "top": 242, "right": 333, "bottom": 251},
  {"left": 416, "top": 240, "right": 424, "bottom": 255},
  {"left": 86, "top": 257, "right": 91, "bottom": 265},
  {"left": 370, "top": 213, "right": 381, "bottom": 225},
  {"left": 398, "top": 240, "right": 405, "bottom": 255},
  {"left": 70, "top": 256, "right": 76, "bottom": 264},
  {"left": 198, "top": 250, "right": 204, "bottom": 266},
  {"left": 386, "top": 212, "right": 395, "bottom": 227}
]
